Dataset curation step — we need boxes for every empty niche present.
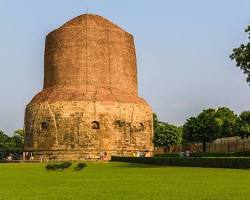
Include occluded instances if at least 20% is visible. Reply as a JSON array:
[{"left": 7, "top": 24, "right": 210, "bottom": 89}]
[
  {"left": 92, "top": 121, "right": 100, "bottom": 129},
  {"left": 41, "top": 122, "right": 49, "bottom": 130},
  {"left": 139, "top": 123, "right": 145, "bottom": 131},
  {"left": 114, "top": 120, "right": 125, "bottom": 128}
]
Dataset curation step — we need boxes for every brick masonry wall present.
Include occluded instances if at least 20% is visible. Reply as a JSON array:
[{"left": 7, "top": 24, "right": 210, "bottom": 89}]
[
  {"left": 43, "top": 14, "right": 137, "bottom": 98},
  {"left": 24, "top": 14, "right": 153, "bottom": 160}
]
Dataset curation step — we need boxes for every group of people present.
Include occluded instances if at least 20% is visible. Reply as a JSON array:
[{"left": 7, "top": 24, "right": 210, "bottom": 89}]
[
  {"left": 6, "top": 154, "right": 13, "bottom": 161},
  {"left": 179, "top": 148, "right": 191, "bottom": 157},
  {"left": 4, "top": 152, "right": 34, "bottom": 161},
  {"left": 23, "top": 152, "right": 34, "bottom": 160},
  {"left": 131, "top": 151, "right": 146, "bottom": 157},
  {"left": 100, "top": 151, "right": 108, "bottom": 160}
]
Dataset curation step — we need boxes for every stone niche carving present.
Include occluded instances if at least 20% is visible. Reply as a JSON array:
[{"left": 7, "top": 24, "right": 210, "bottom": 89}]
[{"left": 92, "top": 121, "right": 100, "bottom": 129}]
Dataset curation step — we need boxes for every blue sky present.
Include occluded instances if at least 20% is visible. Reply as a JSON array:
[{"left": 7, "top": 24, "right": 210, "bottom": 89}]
[{"left": 0, "top": 0, "right": 250, "bottom": 134}]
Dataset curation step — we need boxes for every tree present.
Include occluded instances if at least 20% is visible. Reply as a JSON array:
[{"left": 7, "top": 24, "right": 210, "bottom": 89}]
[
  {"left": 236, "top": 111, "right": 250, "bottom": 151},
  {"left": 183, "top": 117, "right": 200, "bottom": 144},
  {"left": 214, "top": 107, "right": 238, "bottom": 152},
  {"left": 0, "top": 129, "right": 24, "bottom": 160},
  {"left": 214, "top": 107, "right": 238, "bottom": 137},
  {"left": 153, "top": 122, "right": 182, "bottom": 152},
  {"left": 153, "top": 113, "right": 159, "bottom": 131},
  {"left": 12, "top": 129, "right": 24, "bottom": 156},
  {"left": 0, "top": 130, "right": 11, "bottom": 160},
  {"left": 236, "top": 111, "right": 250, "bottom": 139},
  {"left": 230, "top": 24, "right": 250, "bottom": 84},
  {"left": 13, "top": 129, "right": 24, "bottom": 149},
  {"left": 183, "top": 109, "right": 220, "bottom": 152},
  {"left": 0, "top": 130, "right": 9, "bottom": 143}
]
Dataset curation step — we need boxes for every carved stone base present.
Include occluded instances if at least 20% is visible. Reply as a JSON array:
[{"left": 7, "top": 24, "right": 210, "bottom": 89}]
[{"left": 24, "top": 100, "right": 153, "bottom": 160}]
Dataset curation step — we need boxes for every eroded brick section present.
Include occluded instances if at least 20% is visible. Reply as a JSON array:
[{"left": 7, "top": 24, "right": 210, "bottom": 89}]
[{"left": 24, "top": 14, "right": 153, "bottom": 160}]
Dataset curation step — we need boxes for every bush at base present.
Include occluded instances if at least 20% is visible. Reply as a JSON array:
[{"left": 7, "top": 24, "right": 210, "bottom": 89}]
[
  {"left": 154, "top": 151, "right": 250, "bottom": 158},
  {"left": 45, "top": 161, "right": 72, "bottom": 171},
  {"left": 74, "top": 163, "right": 87, "bottom": 171},
  {"left": 60, "top": 161, "right": 72, "bottom": 169},
  {"left": 154, "top": 153, "right": 180, "bottom": 157},
  {"left": 111, "top": 156, "right": 250, "bottom": 169}
]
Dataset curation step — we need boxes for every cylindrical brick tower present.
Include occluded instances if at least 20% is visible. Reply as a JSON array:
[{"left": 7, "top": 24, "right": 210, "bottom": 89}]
[{"left": 24, "top": 14, "right": 153, "bottom": 160}]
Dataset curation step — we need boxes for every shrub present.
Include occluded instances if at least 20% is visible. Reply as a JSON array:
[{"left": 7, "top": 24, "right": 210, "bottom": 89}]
[
  {"left": 191, "top": 151, "right": 250, "bottom": 157},
  {"left": 189, "top": 152, "right": 232, "bottom": 157},
  {"left": 45, "top": 164, "right": 54, "bottom": 170},
  {"left": 53, "top": 164, "right": 61, "bottom": 170},
  {"left": 60, "top": 161, "right": 72, "bottom": 169},
  {"left": 234, "top": 151, "right": 250, "bottom": 157},
  {"left": 45, "top": 161, "right": 72, "bottom": 171},
  {"left": 74, "top": 163, "right": 87, "bottom": 171},
  {"left": 154, "top": 151, "right": 250, "bottom": 158},
  {"left": 154, "top": 153, "right": 180, "bottom": 157},
  {"left": 111, "top": 156, "right": 250, "bottom": 169}
]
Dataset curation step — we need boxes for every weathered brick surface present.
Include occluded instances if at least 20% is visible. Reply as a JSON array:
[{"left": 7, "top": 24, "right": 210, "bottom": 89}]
[{"left": 24, "top": 14, "right": 153, "bottom": 160}]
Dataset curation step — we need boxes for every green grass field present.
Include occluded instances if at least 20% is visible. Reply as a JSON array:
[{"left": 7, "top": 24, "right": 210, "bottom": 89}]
[{"left": 0, "top": 162, "right": 249, "bottom": 200}]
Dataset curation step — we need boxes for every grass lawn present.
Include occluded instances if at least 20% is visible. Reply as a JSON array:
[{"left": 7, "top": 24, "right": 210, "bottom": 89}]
[{"left": 0, "top": 162, "right": 249, "bottom": 200}]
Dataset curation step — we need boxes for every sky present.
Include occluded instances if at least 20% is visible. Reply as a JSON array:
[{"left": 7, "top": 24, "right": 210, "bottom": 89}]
[{"left": 0, "top": 0, "right": 250, "bottom": 135}]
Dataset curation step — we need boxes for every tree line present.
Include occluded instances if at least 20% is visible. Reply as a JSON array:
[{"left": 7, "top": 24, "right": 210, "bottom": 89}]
[
  {"left": 154, "top": 23, "right": 250, "bottom": 153},
  {"left": 153, "top": 107, "right": 250, "bottom": 152},
  {"left": 0, "top": 129, "right": 24, "bottom": 160},
  {"left": 0, "top": 107, "right": 249, "bottom": 159}
]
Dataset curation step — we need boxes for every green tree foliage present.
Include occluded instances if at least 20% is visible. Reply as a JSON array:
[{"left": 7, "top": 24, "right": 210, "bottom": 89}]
[
  {"left": 230, "top": 24, "right": 250, "bottom": 84},
  {"left": 153, "top": 113, "right": 159, "bottom": 131},
  {"left": 153, "top": 122, "right": 182, "bottom": 151},
  {"left": 182, "top": 117, "right": 200, "bottom": 144},
  {"left": 236, "top": 111, "right": 250, "bottom": 139},
  {"left": 13, "top": 129, "right": 24, "bottom": 150},
  {"left": 0, "top": 129, "right": 24, "bottom": 160},
  {"left": 0, "top": 130, "right": 10, "bottom": 159},
  {"left": 214, "top": 107, "right": 238, "bottom": 138},
  {"left": 183, "top": 109, "right": 220, "bottom": 152}
]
